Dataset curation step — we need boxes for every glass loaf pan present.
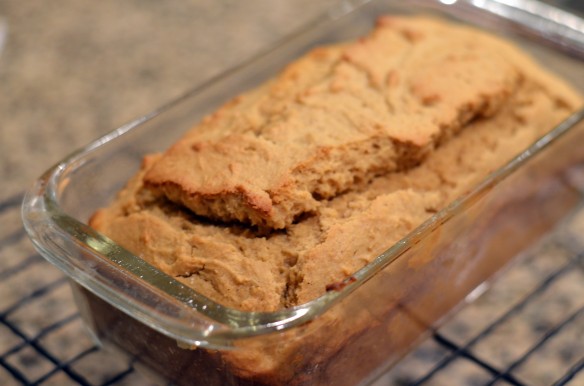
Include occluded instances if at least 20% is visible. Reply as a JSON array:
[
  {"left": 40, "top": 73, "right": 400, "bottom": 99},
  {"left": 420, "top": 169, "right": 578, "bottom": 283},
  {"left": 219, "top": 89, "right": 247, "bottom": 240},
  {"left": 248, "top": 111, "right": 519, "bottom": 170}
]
[{"left": 22, "top": 0, "right": 584, "bottom": 385}]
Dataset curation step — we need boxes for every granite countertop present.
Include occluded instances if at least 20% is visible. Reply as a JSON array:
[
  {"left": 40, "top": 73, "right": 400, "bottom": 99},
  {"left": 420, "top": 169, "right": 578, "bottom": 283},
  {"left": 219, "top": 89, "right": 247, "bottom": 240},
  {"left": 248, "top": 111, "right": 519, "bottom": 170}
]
[{"left": 1, "top": 1, "right": 583, "bottom": 385}]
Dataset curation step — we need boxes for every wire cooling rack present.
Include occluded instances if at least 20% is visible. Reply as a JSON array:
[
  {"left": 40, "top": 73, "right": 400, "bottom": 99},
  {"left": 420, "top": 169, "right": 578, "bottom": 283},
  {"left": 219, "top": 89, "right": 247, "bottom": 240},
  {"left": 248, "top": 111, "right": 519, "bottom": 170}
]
[{"left": 2, "top": 191, "right": 584, "bottom": 386}]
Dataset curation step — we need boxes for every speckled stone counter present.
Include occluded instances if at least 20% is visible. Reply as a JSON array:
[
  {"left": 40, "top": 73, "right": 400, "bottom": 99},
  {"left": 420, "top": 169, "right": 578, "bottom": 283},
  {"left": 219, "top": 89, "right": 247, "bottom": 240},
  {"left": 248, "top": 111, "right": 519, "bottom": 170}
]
[{"left": 1, "top": 1, "right": 583, "bottom": 385}]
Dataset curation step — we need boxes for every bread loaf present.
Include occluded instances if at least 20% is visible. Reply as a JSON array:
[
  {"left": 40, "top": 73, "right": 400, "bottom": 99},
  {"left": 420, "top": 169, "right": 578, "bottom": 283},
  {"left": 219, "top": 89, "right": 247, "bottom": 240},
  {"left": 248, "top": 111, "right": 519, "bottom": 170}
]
[{"left": 90, "top": 16, "right": 582, "bottom": 312}]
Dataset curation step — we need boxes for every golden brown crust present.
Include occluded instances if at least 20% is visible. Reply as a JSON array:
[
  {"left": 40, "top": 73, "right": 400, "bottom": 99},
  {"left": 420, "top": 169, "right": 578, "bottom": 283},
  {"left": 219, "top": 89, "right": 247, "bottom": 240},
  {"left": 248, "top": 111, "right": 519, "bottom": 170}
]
[{"left": 142, "top": 16, "right": 528, "bottom": 230}]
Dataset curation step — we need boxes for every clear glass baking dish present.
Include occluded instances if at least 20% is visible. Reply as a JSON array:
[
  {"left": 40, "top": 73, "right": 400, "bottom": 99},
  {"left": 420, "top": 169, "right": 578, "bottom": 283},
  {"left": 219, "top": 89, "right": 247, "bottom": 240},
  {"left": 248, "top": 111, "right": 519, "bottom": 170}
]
[{"left": 22, "top": 0, "right": 584, "bottom": 385}]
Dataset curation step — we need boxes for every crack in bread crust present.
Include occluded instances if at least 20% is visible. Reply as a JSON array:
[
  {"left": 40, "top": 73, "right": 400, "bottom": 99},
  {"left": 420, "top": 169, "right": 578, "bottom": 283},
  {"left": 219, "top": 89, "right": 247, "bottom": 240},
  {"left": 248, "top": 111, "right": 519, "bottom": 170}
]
[{"left": 142, "top": 16, "right": 523, "bottom": 230}]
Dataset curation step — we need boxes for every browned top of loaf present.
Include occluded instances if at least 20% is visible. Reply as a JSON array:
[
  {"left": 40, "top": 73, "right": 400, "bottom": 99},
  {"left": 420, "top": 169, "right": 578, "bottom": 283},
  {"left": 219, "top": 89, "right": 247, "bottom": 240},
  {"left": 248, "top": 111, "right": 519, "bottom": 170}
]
[
  {"left": 143, "top": 16, "right": 523, "bottom": 229},
  {"left": 90, "top": 16, "right": 583, "bottom": 312}
]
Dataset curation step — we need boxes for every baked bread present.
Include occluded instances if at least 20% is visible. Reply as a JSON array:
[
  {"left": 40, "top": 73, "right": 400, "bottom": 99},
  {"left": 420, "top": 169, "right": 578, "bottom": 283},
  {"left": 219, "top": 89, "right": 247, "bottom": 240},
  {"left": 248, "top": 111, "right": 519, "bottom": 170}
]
[
  {"left": 90, "top": 15, "right": 582, "bottom": 312},
  {"left": 88, "top": 14, "right": 583, "bottom": 386}
]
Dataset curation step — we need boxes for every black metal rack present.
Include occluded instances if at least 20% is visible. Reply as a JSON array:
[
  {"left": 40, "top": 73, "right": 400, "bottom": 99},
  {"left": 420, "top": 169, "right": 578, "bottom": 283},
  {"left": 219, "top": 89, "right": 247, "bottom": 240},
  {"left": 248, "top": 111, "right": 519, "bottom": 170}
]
[
  {"left": 384, "top": 253, "right": 584, "bottom": 385},
  {"left": 2, "top": 191, "right": 584, "bottom": 385}
]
